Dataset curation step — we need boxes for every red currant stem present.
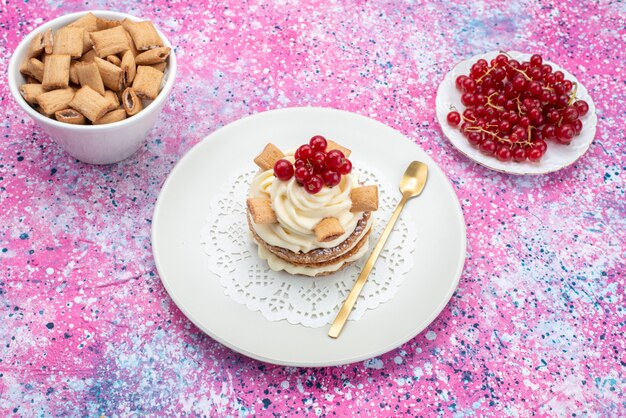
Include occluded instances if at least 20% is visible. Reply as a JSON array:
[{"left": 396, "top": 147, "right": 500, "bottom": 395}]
[
  {"left": 499, "top": 50, "right": 513, "bottom": 58},
  {"left": 476, "top": 66, "right": 494, "bottom": 82},
  {"left": 449, "top": 105, "right": 458, "bottom": 111},
  {"left": 512, "top": 67, "right": 532, "bottom": 81},
  {"left": 466, "top": 126, "right": 532, "bottom": 147},
  {"left": 517, "top": 99, "right": 526, "bottom": 115},
  {"left": 543, "top": 86, "right": 554, "bottom": 92},
  {"left": 557, "top": 116, "right": 563, "bottom": 127},
  {"left": 462, "top": 115, "right": 477, "bottom": 123},
  {"left": 486, "top": 92, "right": 505, "bottom": 111},
  {"left": 567, "top": 82, "right": 578, "bottom": 105}
]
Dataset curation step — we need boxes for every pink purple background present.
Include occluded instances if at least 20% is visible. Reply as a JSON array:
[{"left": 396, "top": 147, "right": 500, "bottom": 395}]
[{"left": 1, "top": 1, "right": 624, "bottom": 416}]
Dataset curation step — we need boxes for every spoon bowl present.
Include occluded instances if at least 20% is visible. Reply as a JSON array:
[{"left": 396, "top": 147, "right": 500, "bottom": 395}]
[{"left": 400, "top": 161, "right": 429, "bottom": 198}]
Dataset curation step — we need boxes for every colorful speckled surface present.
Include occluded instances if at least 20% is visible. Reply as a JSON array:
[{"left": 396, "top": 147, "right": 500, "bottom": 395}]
[{"left": 1, "top": 0, "right": 624, "bottom": 416}]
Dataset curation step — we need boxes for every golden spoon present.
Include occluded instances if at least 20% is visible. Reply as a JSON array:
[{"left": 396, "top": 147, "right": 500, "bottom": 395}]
[{"left": 328, "top": 161, "right": 429, "bottom": 338}]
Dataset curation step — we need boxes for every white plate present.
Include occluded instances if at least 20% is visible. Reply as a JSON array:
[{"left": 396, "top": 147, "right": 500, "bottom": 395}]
[
  {"left": 435, "top": 51, "right": 597, "bottom": 175},
  {"left": 152, "top": 107, "right": 466, "bottom": 367}
]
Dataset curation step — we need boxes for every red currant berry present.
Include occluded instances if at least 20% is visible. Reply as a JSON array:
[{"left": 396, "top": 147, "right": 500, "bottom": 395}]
[
  {"left": 447, "top": 111, "right": 461, "bottom": 127},
  {"left": 562, "top": 80, "right": 573, "bottom": 93},
  {"left": 294, "top": 165, "right": 313, "bottom": 183},
  {"left": 556, "top": 124, "right": 575, "bottom": 144},
  {"left": 529, "top": 67, "right": 542, "bottom": 81},
  {"left": 512, "top": 146, "right": 528, "bottom": 162},
  {"left": 554, "top": 83, "right": 565, "bottom": 95},
  {"left": 470, "top": 64, "right": 487, "bottom": 79},
  {"left": 518, "top": 116, "right": 530, "bottom": 128},
  {"left": 337, "top": 159, "right": 352, "bottom": 175},
  {"left": 541, "top": 64, "right": 552, "bottom": 75},
  {"left": 546, "top": 109, "right": 560, "bottom": 123},
  {"left": 455, "top": 75, "right": 468, "bottom": 90},
  {"left": 475, "top": 105, "right": 487, "bottom": 117},
  {"left": 511, "top": 125, "right": 527, "bottom": 141},
  {"left": 463, "top": 108, "right": 477, "bottom": 121},
  {"left": 310, "top": 151, "right": 326, "bottom": 170},
  {"left": 574, "top": 100, "right": 589, "bottom": 116},
  {"left": 297, "top": 144, "right": 313, "bottom": 160},
  {"left": 322, "top": 170, "right": 341, "bottom": 187},
  {"left": 492, "top": 67, "right": 506, "bottom": 81},
  {"left": 533, "top": 139, "right": 547, "bottom": 153},
  {"left": 505, "top": 60, "right": 520, "bottom": 79},
  {"left": 542, "top": 124, "right": 556, "bottom": 140},
  {"left": 479, "top": 139, "right": 496, "bottom": 155},
  {"left": 495, "top": 145, "right": 512, "bottom": 161},
  {"left": 573, "top": 119, "right": 583, "bottom": 134},
  {"left": 304, "top": 175, "right": 323, "bottom": 194},
  {"left": 309, "top": 135, "right": 327, "bottom": 151},
  {"left": 273, "top": 159, "right": 294, "bottom": 181},
  {"left": 461, "top": 92, "right": 475, "bottom": 106},
  {"left": 512, "top": 75, "right": 527, "bottom": 92},
  {"left": 529, "top": 81, "right": 543, "bottom": 97},
  {"left": 462, "top": 78, "right": 477, "bottom": 92},
  {"left": 555, "top": 94, "right": 570, "bottom": 109},
  {"left": 504, "top": 83, "right": 516, "bottom": 99},
  {"left": 504, "top": 100, "right": 517, "bottom": 111},
  {"left": 530, "top": 54, "right": 543, "bottom": 67},
  {"left": 481, "top": 75, "right": 494, "bottom": 89},
  {"left": 553, "top": 71, "right": 564, "bottom": 82},
  {"left": 294, "top": 158, "right": 307, "bottom": 168},
  {"left": 563, "top": 106, "right": 579, "bottom": 123},
  {"left": 476, "top": 58, "right": 488, "bottom": 67},
  {"left": 499, "top": 120, "right": 512, "bottom": 133},
  {"left": 495, "top": 54, "right": 509, "bottom": 66},
  {"left": 468, "top": 132, "right": 483, "bottom": 146},
  {"left": 326, "top": 149, "right": 345, "bottom": 170},
  {"left": 527, "top": 108, "right": 543, "bottom": 125},
  {"left": 527, "top": 147, "right": 543, "bottom": 162}
]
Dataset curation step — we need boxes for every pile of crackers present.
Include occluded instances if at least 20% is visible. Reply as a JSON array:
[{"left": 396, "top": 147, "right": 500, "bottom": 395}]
[{"left": 19, "top": 12, "right": 171, "bottom": 125}]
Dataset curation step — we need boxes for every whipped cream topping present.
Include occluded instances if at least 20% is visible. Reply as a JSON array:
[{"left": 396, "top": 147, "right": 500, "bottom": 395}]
[{"left": 249, "top": 152, "right": 365, "bottom": 253}]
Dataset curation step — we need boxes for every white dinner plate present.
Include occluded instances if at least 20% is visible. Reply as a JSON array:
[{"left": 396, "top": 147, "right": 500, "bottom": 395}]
[
  {"left": 152, "top": 107, "right": 466, "bottom": 367},
  {"left": 435, "top": 51, "right": 597, "bottom": 175}
]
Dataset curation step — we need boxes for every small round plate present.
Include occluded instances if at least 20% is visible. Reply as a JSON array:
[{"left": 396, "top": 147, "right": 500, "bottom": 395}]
[
  {"left": 152, "top": 107, "right": 466, "bottom": 367},
  {"left": 435, "top": 51, "right": 597, "bottom": 175}
]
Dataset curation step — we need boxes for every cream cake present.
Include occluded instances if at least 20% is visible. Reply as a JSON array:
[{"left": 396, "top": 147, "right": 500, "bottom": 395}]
[{"left": 246, "top": 136, "right": 378, "bottom": 277}]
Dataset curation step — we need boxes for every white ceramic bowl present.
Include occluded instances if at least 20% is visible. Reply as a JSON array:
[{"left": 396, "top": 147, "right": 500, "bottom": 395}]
[{"left": 8, "top": 10, "right": 177, "bottom": 165}]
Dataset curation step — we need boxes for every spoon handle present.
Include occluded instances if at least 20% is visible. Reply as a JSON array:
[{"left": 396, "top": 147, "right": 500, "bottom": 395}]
[{"left": 328, "top": 193, "right": 410, "bottom": 338}]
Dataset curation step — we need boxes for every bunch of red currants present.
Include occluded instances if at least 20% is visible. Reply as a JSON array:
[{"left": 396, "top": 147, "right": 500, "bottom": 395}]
[
  {"left": 446, "top": 53, "right": 589, "bottom": 162},
  {"left": 273, "top": 135, "right": 352, "bottom": 194}
]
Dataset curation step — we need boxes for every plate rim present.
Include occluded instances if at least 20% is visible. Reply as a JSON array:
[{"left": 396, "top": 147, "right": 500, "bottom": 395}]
[
  {"left": 435, "top": 50, "right": 597, "bottom": 175},
  {"left": 151, "top": 106, "right": 467, "bottom": 367}
]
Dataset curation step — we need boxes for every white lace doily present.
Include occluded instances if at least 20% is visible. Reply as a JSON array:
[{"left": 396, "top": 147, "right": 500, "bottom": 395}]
[{"left": 200, "top": 165, "right": 418, "bottom": 328}]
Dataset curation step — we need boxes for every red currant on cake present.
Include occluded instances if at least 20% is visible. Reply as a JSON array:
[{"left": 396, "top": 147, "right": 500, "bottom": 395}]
[
  {"left": 294, "top": 165, "right": 313, "bottom": 183},
  {"left": 323, "top": 170, "right": 341, "bottom": 187},
  {"left": 309, "top": 135, "right": 327, "bottom": 152},
  {"left": 305, "top": 174, "right": 323, "bottom": 194},
  {"left": 337, "top": 159, "right": 352, "bottom": 175},
  {"left": 325, "top": 149, "right": 345, "bottom": 170},
  {"left": 311, "top": 151, "right": 326, "bottom": 172},
  {"left": 295, "top": 144, "right": 313, "bottom": 160},
  {"left": 273, "top": 159, "right": 294, "bottom": 181}
]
